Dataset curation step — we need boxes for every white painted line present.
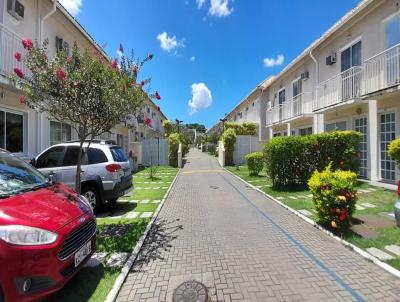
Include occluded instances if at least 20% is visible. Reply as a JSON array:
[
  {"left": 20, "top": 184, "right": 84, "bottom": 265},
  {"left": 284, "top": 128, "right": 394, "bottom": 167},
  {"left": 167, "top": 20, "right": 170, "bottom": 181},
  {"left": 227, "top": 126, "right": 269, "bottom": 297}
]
[
  {"left": 366, "top": 248, "right": 395, "bottom": 261},
  {"left": 140, "top": 212, "right": 153, "bottom": 218},
  {"left": 224, "top": 168, "right": 400, "bottom": 279},
  {"left": 105, "top": 169, "right": 180, "bottom": 302},
  {"left": 360, "top": 202, "right": 376, "bottom": 208},
  {"left": 356, "top": 205, "right": 366, "bottom": 210}
]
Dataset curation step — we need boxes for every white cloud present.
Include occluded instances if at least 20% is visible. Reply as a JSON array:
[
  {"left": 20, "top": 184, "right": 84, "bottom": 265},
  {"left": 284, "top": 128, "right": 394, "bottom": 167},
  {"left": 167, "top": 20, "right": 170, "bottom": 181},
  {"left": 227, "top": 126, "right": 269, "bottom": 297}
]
[
  {"left": 58, "top": 0, "right": 83, "bottom": 17},
  {"left": 157, "top": 32, "right": 185, "bottom": 52},
  {"left": 188, "top": 83, "right": 212, "bottom": 115},
  {"left": 190, "top": 56, "right": 196, "bottom": 62},
  {"left": 263, "top": 54, "right": 284, "bottom": 68},
  {"left": 196, "top": 0, "right": 206, "bottom": 8},
  {"left": 209, "top": 0, "right": 233, "bottom": 17}
]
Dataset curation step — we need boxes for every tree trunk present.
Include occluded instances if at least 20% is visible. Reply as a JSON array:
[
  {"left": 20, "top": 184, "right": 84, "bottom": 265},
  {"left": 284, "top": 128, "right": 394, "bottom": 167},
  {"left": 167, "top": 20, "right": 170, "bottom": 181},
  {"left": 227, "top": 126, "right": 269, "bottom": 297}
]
[{"left": 75, "top": 138, "right": 85, "bottom": 193}]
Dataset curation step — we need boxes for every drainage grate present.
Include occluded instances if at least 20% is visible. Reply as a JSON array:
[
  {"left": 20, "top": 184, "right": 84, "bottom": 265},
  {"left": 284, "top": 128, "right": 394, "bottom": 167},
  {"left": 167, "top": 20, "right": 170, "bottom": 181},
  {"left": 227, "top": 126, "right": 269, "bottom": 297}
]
[{"left": 173, "top": 280, "right": 207, "bottom": 302}]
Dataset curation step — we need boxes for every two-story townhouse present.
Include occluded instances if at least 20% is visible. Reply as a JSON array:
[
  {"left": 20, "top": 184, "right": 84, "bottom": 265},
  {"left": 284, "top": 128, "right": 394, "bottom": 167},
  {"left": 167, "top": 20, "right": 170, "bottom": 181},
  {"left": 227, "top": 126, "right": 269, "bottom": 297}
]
[
  {"left": 0, "top": 0, "right": 141, "bottom": 158},
  {"left": 264, "top": 0, "right": 400, "bottom": 184},
  {"left": 133, "top": 98, "right": 166, "bottom": 142}
]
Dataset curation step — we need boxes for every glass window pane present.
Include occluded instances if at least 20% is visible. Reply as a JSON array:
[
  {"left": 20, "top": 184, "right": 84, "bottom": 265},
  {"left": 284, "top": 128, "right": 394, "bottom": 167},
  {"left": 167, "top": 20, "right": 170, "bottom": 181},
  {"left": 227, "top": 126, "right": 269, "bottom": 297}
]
[
  {"left": 6, "top": 112, "right": 23, "bottom": 153},
  {"left": 62, "top": 146, "right": 80, "bottom": 166},
  {"left": 87, "top": 148, "right": 108, "bottom": 165},
  {"left": 63, "top": 124, "right": 72, "bottom": 142},
  {"left": 385, "top": 15, "right": 400, "bottom": 48},
  {"left": 0, "top": 111, "right": 4, "bottom": 149},
  {"left": 341, "top": 48, "right": 351, "bottom": 72},
  {"left": 352, "top": 41, "right": 362, "bottom": 66},
  {"left": 50, "top": 121, "right": 62, "bottom": 146},
  {"left": 36, "top": 146, "right": 65, "bottom": 168}
]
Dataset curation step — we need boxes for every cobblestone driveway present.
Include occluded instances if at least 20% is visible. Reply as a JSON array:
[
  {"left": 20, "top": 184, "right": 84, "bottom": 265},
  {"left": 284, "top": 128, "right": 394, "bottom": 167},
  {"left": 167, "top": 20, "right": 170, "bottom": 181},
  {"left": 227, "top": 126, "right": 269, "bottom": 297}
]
[{"left": 116, "top": 149, "right": 400, "bottom": 301}]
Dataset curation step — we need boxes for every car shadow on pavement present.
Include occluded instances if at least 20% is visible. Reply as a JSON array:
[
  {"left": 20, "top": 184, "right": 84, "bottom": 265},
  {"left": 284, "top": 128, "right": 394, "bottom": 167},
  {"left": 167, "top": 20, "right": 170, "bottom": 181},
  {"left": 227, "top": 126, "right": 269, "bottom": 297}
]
[{"left": 131, "top": 218, "right": 183, "bottom": 271}]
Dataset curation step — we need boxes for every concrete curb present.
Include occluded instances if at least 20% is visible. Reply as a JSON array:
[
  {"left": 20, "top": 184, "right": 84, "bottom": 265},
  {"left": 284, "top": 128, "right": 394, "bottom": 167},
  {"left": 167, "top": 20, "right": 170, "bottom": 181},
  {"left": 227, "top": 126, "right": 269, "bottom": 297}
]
[
  {"left": 105, "top": 169, "right": 181, "bottom": 302},
  {"left": 224, "top": 168, "right": 400, "bottom": 279}
]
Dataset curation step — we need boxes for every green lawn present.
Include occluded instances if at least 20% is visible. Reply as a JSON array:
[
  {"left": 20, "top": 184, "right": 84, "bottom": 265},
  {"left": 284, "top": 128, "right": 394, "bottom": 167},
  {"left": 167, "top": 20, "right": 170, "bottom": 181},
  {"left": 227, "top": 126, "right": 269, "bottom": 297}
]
[
  {"left": 47, "top": 166, "right": 179, "bottom": 302},
  {"left": 227, "top": 165, "right": 400, "bottom": 269}
]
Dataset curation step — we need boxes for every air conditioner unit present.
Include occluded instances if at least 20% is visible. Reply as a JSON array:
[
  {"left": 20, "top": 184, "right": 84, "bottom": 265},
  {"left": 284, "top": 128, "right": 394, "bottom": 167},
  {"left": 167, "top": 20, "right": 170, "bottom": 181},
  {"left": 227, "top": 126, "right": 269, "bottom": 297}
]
[
  {"left": 301, "top": 71, "right": 309, "bottom": 80},
  {"left": 7, "top": 0, "right": 24, "bottom": 20},
  {"left": 326, "top": 52, "right": 337, "bottom": 65}
]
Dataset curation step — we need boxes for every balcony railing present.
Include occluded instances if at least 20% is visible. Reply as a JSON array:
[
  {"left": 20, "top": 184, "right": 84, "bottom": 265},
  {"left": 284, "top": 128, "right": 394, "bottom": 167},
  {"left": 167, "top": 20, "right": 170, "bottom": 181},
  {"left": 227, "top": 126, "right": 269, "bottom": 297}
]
[
  {"left": 266, "top": 92, "right": 313, "bottom": 125},
  {"left": 0, "top": 24, "right": 29, "bottom": 79},
  {"left": 315, "top": 66, "right": 363, "bottom": 111},
  {"left": 364, "top": 43, "right": 400, "bottom": 94}
]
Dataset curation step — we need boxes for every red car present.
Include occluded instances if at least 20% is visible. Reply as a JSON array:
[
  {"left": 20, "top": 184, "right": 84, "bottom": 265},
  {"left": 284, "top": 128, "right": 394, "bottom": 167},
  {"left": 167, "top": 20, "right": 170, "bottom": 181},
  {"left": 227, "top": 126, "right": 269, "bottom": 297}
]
[{"left": 0, "top": 150, "right": 96, "bottom": 302}]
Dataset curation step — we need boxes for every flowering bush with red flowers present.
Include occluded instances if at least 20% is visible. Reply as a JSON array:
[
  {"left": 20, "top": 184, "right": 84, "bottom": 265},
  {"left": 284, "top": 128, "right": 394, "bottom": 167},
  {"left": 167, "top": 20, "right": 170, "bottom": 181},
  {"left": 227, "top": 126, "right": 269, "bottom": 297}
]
[
  {"left": 308, "top": 164, "right": 357, "bottom": 233},
  {"left": 264, "top": 131, "right": 361, "bottom": 187},
  {"left": 56, "top": 67, "right": 66, "bottom": 82},
  {"left": 14, "top": 52, "right": 22, "bottom": 62},
  {"left": 13, "top": 67, "right": 24, "bottom": 78},
  {"left": 22, "top": 39, "right": 33, "bottom": 51},
  {"left": 144, "top": 116, "right": 151, "bottom": 126}
]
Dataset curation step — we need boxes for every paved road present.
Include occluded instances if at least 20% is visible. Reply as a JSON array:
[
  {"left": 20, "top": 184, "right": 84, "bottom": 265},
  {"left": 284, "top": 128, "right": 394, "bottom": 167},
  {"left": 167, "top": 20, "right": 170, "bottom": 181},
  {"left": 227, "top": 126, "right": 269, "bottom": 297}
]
[{"left": 116, "top": 149, "right": 400, "bottom": 302}]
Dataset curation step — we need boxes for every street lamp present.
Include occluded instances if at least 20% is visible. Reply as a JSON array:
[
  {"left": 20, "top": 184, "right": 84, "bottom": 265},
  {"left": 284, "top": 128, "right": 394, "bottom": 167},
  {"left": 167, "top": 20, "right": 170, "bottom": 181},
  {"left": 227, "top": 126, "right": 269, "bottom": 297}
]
[
  {"left": 219, "top": 115, "right": 228, "bottom": 132},
  {"left": 175, "top": 119, "right": 183, "bottom": 133}
]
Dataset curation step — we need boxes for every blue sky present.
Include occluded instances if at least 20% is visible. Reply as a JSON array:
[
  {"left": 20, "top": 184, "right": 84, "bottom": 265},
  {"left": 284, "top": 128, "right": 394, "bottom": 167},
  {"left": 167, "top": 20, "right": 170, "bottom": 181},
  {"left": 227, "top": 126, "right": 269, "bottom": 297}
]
[{"left": 61, "top": 0, "right": 360, "bottom": 128}]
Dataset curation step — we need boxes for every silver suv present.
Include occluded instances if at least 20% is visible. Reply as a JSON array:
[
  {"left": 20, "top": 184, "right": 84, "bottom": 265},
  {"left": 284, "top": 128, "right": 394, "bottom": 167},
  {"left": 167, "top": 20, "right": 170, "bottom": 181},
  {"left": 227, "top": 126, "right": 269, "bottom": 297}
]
[{"left": 32, "top": 140, "right": 132, "bottom": 212}]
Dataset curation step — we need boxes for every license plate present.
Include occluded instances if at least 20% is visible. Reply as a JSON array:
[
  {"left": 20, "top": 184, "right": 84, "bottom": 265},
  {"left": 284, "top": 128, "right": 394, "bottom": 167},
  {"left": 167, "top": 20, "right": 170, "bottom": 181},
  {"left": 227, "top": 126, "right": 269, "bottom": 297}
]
[{"left": 74, "top": 241, "right": 91, "bottom": 267}]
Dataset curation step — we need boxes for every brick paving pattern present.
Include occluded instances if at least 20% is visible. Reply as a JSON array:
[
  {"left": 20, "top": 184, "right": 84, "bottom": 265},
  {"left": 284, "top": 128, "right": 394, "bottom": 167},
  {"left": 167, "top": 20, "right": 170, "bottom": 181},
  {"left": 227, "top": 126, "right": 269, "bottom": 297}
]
[{"left": 116, "top": 149, "right": 400, "bottom": 301}]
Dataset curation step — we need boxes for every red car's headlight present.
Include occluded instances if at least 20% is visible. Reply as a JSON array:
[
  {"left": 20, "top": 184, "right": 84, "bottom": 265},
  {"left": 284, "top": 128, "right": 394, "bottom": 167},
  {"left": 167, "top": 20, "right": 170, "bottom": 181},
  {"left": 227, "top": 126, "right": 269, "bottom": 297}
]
[{"left": 0, "top": 225, "right": 58, "bottom": 246}]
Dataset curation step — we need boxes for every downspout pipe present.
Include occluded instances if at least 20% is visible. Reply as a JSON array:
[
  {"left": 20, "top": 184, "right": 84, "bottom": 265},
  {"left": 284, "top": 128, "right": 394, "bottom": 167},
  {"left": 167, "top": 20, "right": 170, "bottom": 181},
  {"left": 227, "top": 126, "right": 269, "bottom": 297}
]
[
  {"left": 309, "top": 50, "right": 319, "bottom": 111},
  {"left": 36, "top": 0, "right": 56, "bottom": 155}
]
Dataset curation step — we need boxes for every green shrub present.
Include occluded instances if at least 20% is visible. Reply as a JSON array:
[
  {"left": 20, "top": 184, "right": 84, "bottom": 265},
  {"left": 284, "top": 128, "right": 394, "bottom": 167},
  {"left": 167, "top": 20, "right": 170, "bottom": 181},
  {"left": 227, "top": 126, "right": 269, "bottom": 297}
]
[
  {"left": 225, "top": 122, "right": 257, "bottom": 136},
  {"left": 245, "top": 152, "right": 264, "bottom": 176},
  {"left": 222, "top": 128, "right": 237, "bottom": 165},
  {"left": 389, "top": 137, "right": 400, "bottom": 166},
  {"left": 168, "top": 133, "right": 180, "bottom": 167},
  {"left": 264, "top": 131, "right": 361, "bottom": 187},
  {"left": 308, "top": 164, "right": 357, "bottom": 233}
]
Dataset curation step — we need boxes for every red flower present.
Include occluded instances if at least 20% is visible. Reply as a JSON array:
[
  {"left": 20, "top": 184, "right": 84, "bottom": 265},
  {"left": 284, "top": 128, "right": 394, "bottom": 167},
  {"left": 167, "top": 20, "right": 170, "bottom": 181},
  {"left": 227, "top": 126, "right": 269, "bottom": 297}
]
[
  {"left": 155, "top": 91, "right": 161, "bottom": 100},
  {"left": 157, "top": 106, "right": 160, "bottom": 112},
  {"left": 339, "top": 160, "right": 345, "bottom": 166},
  {"left": 14, "top": 67, "right": 24, "bottom": 78},
  {"left": 111, "top": 59, "right": 118, "bottom": 69},
  {"left": 145, "top": 117, "right": 151, "bottom": 126},
  {"left": 148, "top": 53, "right": 153, "bottom": 60},
  {"left": 141, "top": 80, "right": 145, "bottom": 86},
  {"left": 19, "top": 95, "right": 26, "bottom": 105},
  {"left": 22, "top": 39, "right": 33, "bottom": 51},
  {"left": 56, "top": 67, "right": 66, "bottom": 82},
  {"left": 14, "top": 52, "right": 22, "bottom": 62},
  {"left": 340, "top": 208, "right": 348, "bottom": 221}
]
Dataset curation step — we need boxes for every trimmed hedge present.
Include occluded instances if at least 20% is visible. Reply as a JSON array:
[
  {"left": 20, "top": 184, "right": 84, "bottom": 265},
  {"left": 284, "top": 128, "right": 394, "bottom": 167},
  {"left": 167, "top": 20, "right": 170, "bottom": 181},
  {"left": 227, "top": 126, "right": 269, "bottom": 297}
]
[
  {"left": 225, "top": 122, "right": 257, "bottom": 136},
  {"left": 222, "top": 128, "right": 236, "bottom": 165},
  {"left": 168, "top": 133, "right": 180, "bottom": 167},
  {"left": 264, "top": 131, "right": 361, "bottom": 187},
  {"left": 308, "top": 164, "right": 357, "bottom": 233},
  {"left": 245, "top": 152, "right": 264, "bottom": 176}
]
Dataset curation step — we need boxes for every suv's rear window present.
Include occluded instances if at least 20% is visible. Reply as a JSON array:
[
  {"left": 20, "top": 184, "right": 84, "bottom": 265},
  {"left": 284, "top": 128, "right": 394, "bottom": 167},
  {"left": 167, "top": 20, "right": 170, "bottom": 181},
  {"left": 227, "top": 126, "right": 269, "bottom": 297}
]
[
  {"left": 87, "top": 148, "right": 108, "bottom": 164},
  {"left": 110, "top": 147, "right": 128, "bottom": 162}
]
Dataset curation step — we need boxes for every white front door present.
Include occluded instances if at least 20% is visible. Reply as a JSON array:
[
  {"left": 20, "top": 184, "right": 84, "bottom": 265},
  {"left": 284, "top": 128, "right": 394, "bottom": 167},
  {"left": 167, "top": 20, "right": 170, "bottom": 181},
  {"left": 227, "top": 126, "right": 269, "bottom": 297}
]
[
  {"left": 354, "top": 117, "right": 368, "bottom": 178},
  {"left": 379, "top": 112, "right": 396, "bottom": 182}
]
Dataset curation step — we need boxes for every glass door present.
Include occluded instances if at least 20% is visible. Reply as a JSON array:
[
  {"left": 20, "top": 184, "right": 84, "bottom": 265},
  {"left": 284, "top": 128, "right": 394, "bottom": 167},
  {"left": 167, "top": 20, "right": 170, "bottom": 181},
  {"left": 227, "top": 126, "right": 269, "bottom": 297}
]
[
  {"left": 354, "top": 117, "right": 368, "bottom": 178},
  {"left": 380, "top": 112, "right": 396, "bottom": 182}
]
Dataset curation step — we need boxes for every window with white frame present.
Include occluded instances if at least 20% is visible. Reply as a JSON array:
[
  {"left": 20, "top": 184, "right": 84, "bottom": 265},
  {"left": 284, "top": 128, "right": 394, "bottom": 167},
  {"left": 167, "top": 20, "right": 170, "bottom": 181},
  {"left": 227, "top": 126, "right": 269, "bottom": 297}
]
[
  {"left": 299, "top": 127, "right": 312, "bottom": 136},
  {"left": 0, "top": 110, "right": 24, "bottom": 153},
  {"left": 292, "top": 78, "right": 302, "bottom": 97},
  {"left": 50, "top": 121, "right": 72, "bottom": 146},
  {"left": 385, "top": 13, "right": 400, "bottom": 48},
  {"left": 278, "top": 89, "right": 286, "bottom": 105},
  {"left": 325, "top": 121, "right": 347, "bottom": 132},
  {"left": 341, "top": 41, "right": 361, "bottom": 72}
]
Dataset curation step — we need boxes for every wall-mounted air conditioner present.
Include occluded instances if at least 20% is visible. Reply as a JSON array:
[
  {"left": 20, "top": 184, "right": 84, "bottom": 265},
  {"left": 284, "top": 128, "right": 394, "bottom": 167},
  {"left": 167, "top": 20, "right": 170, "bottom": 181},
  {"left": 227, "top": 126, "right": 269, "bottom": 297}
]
[
  {"left": 301, "top": 71, "right": 309, "bottom": 80},
  {"left": 326, "top": 52, "right": 337, "bottom": 65},
  {"left": 7, "top": 0, "right": 24, "bottom": 20}
]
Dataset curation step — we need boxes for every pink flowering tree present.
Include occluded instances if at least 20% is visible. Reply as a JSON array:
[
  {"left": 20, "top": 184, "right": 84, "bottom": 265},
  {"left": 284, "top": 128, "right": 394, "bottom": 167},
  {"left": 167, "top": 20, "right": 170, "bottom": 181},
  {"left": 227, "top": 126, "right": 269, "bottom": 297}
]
[{"left": 14, "top": 39, "right": 156, "bottom": 193}]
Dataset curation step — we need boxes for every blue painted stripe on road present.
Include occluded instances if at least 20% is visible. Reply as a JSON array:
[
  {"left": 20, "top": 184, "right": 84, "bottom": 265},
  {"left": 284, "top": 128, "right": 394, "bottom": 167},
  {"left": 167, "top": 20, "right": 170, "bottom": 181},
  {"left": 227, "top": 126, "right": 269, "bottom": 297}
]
[{"left": 220, "top": 173, "right": 365, "bottom": 302}]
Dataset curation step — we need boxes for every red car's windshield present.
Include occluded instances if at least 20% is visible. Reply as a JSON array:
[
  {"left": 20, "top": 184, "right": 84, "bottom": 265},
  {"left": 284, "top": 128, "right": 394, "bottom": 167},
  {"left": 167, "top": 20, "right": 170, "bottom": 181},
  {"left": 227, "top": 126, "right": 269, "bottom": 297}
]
[{"left": 0, "top": 151, "right": 49, "bottom": 198}]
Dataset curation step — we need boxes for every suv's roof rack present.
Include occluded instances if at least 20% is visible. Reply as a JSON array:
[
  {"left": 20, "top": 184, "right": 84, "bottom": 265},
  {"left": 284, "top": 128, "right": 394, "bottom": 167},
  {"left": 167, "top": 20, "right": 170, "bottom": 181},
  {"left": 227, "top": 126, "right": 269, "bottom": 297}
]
[{"left": 66, "top": 139, "right": 117, "bottom": 145}]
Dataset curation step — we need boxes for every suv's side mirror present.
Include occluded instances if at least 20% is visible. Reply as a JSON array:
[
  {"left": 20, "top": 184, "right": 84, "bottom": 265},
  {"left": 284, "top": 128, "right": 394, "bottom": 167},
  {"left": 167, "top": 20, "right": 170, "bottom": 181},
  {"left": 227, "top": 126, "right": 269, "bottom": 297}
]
[{"left": 30, "top": 158, "right": 36, "bottom": 167}]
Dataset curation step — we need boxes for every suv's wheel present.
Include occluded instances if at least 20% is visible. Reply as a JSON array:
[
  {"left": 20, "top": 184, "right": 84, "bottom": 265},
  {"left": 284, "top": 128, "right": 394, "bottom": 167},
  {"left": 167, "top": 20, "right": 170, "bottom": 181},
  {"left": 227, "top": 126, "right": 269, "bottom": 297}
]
[{"left": 82, "top": 186, "right": 101, "bottom": 213}]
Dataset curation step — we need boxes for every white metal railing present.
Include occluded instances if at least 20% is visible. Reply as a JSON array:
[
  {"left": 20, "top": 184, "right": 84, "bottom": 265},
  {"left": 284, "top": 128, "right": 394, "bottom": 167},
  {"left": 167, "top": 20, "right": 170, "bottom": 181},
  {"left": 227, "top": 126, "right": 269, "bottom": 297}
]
[
  {"left": 0, "top": 24, "right": 29, "bottom": 78},
  {"left": 364, "top": 43, "right": 400, "bottom": 94},
  {"left": 266, "top": 92, "right": 313, "bottom": 126},
  {"left": 315, "top": 66, "right": 363, "bottom": 111}
]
